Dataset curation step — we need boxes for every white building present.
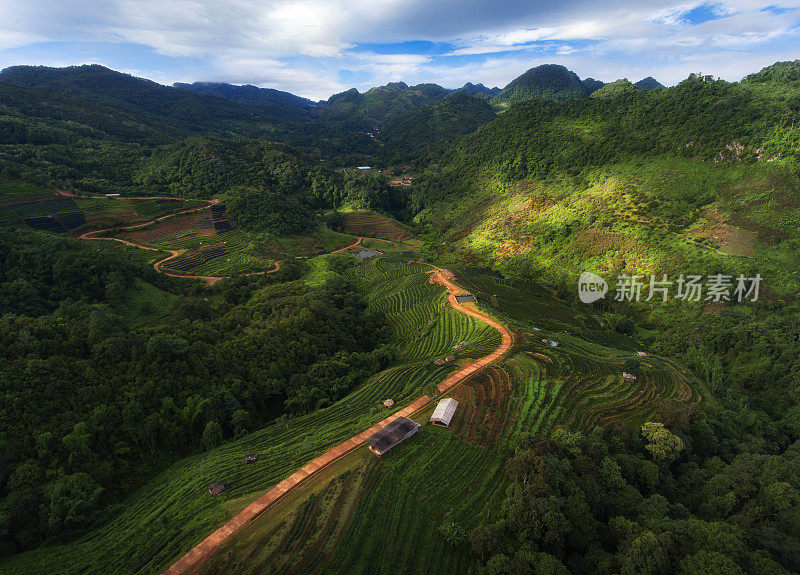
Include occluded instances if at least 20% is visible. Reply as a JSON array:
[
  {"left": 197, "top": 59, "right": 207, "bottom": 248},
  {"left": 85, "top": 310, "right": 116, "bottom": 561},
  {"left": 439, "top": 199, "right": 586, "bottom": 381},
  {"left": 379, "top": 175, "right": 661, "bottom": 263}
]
[{"left": 430, "top": 398, "right": 459, "bottom": 427}]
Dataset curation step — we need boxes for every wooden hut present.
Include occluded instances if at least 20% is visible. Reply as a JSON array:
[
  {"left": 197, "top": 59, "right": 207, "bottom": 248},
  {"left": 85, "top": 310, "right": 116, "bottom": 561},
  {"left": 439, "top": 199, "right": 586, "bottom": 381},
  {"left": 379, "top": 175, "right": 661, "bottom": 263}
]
[
  {"left": 245, "top": 453, "right": 259, "bottom": 464},
  {"left": 383, "top": 399, "right": 395, "bottom": 408},
  {"left": 208, "top": 482, "right": 225, "bottom": 496}
]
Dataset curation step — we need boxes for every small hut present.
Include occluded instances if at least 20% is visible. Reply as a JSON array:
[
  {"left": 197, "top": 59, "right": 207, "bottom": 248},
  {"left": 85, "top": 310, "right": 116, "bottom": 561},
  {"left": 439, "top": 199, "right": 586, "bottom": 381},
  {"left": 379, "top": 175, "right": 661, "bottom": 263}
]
[
  {"left": 383, "top": 399, "right": 395, "bottom": 408},
  {"left": 430, "top": 398, "right": 459, "bottom": 427},
  {"left": 245, "top": 453, "right": 259, "bottom": 464},
  {"left": 445, "top": 355, "right": 455, "bottom": 363},
  {"left": 622, "top": 372, "right": 638, "bottom": 382},
  {"left": 366, "top": 417, "right": 420, "bottom": 456},
  {"left": 454, "top": 294, "right": 478, "bottom": 304},
  {"left": 208, "top": 482, "right": 225, "bottom": 496},
  {"left": 637, "top": 351, "right": 648, "bottom": 357},
  {"left": 433, "top": 358, "right": 446, "bottom": 366}
]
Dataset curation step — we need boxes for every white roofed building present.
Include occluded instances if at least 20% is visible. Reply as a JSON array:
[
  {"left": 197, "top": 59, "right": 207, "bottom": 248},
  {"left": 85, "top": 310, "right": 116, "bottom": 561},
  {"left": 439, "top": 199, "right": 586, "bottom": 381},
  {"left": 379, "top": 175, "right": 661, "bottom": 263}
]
[{"left": 430, "top": 398, "right": 459, "bottom": 427}]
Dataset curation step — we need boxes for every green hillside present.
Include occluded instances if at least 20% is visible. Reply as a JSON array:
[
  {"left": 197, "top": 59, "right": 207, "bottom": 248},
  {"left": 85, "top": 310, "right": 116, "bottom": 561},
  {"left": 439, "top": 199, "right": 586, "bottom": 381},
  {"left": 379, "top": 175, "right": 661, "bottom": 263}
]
[
  {"left": 493, "top": 64, "right": 590, "bottom": 106},
  {"left": 379, "top": 93, "right": 497, "bottom": 164},
  {"left": 3, "top": 58, "right": 800, "bottom": 575}
]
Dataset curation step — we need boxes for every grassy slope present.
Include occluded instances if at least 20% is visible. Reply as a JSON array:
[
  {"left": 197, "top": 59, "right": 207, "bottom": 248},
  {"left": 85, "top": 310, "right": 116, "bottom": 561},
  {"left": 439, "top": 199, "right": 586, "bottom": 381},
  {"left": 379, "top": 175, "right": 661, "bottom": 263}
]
[
  {"left": 117, "top": 278, "right": 179, "bottom": 328},
  {"left": 419, "top": 157, "right": 800, "bottom": 297}
]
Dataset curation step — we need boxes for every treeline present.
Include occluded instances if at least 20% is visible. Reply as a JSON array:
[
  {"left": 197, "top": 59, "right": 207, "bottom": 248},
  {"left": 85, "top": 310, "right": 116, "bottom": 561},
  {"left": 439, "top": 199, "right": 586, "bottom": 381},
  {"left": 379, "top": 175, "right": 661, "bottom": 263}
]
[
  {"left": 0, "top": 229, "right": 392, "bottom": 555},
  {"left": 414, "top": 73, "right": 798, "bottom": 209},
  {"left": 472, "top": 410, "right": 800, "bottom": 574}
]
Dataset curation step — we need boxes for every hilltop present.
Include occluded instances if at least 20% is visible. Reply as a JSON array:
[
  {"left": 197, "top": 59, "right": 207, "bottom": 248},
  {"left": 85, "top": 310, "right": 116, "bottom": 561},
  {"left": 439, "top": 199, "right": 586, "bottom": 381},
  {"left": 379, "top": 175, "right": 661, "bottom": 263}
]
[{"left": 492, "top": 64, "right": 591, "bottom": 105}]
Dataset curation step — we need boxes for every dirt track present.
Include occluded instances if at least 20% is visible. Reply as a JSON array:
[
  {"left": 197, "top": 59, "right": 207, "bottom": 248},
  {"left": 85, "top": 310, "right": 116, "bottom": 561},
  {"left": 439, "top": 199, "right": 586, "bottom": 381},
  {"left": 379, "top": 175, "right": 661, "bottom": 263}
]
[
  {"left": 163, "top": 268, "right": 513, "bottom": 575},
  {"left": 75, "top": 197, "right": 285, "bottom": 284}
]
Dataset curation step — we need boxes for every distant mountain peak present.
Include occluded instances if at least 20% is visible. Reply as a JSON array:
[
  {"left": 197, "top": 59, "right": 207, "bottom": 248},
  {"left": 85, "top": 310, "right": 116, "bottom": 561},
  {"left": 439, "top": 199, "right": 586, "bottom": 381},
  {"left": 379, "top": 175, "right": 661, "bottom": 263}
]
[
  {"left": 494, "top": 64, "right": 590, "bottom": 105},
  {"left": 634, "top": 77, "right": 665, "bottom": 90}
]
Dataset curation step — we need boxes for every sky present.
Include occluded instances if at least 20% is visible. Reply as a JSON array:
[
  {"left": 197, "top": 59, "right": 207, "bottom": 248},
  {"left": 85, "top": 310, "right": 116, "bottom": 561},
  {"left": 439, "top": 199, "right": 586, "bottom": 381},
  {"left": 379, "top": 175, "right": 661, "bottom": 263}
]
[{"left": 0, "top": 0, "right": 798, "bottom": 100}]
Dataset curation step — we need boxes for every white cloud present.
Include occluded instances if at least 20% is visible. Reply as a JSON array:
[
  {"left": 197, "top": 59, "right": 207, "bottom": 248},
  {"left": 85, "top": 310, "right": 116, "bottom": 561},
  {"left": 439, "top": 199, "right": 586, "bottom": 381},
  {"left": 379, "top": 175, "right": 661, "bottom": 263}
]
[{"left": 0, "top": 0, "right": 798, "bottom": 97}]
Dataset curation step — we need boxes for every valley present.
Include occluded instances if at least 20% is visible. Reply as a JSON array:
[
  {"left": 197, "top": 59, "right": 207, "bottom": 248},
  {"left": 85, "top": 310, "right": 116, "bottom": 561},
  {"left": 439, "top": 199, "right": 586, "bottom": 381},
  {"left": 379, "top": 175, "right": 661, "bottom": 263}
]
[{"left": 2, "top": 57, "right": 800, "bottom": 575}]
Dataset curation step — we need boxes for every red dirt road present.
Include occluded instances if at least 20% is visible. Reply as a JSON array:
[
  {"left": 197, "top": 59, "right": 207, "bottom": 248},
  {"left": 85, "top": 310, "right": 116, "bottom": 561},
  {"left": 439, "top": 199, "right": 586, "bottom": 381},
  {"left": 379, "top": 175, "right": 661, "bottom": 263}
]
[
  {"left": 331, "top": 236, "right": 363, "bottom": 253},
  {"left": 163, "top": 268, "right": 513, "bottom": 575},
  {"left": 76, "top": 198, "right": 283, "bottom": 284}
]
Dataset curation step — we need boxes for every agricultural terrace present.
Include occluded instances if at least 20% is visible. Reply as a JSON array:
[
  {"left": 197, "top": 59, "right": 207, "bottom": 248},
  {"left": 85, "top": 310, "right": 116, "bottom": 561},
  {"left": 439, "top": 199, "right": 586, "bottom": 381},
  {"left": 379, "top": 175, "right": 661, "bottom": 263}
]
[
  {"left": 340, "top": 210, "right": 413, "bottom": 241},
  {"left": 0, "top": 256, "right": 501, "bottom": 574},
  {"left": 103, "top": 204, "right": 277, "bottom": 277},
  {"left": 0, "top": 183, "right": 207, "bottom": 232},
  {"left": 174, "top": 260, "right": 707, "bottom": 575}
]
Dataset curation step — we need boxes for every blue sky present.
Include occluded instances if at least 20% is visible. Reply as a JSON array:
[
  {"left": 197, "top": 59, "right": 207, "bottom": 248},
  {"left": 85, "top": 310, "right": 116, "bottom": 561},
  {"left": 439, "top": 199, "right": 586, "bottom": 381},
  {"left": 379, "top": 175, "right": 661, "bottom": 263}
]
[{"left": 1, "top": 0, "right": 798, "bottom": 100}]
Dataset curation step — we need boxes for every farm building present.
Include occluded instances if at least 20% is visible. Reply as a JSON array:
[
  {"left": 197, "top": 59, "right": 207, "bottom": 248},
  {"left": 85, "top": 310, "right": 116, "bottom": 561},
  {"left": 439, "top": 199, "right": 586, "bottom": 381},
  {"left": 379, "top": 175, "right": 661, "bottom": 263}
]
[
  {"left": 355, "top": 249, "right": 378, "bottom": 259},
  {"left": 430, "top": 398, "right": 459, "bottom": 427},
  {"left": 622, "top": 372, "right": 638, "bottom": 382},
  {"left": 383, "top": 399, "right": 395, "bottom": 408},
  {"left": 208, "top": 482, "right": 225, "bottom": 496},
  {"left": 366, "top": 417, "right": 420, "bottom": 456},
  {"left": 455, "top": 294, "right": 478, "bottom": 304},
  {"left": 245, "top": 453, "right": 259, "bottom": 464},
  {"left": 433, "top": 358, "right": 446, "bottom": 366},
  {"left": 637, "top": 351, "right": 648, "bottom": 357}
]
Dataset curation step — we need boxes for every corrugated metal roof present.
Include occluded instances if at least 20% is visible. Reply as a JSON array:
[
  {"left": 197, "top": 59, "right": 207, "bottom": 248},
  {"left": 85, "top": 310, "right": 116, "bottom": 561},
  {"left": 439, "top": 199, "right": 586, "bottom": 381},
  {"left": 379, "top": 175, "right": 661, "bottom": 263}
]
[
  {"left": 430, "top": 398, "right": 459, "bottom": 426},
  {"left": 366, "top": 417, "right": 420, "bottom": 452}
]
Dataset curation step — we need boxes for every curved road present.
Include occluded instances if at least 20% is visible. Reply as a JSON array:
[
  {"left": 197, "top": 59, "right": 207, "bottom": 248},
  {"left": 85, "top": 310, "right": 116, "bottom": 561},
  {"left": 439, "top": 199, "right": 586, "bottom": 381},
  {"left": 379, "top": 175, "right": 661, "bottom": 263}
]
[
  {"left": 76, "top": 198, "right": 284, "bottom": 284},
  {"left": 164, "top": 268, "right": 513, "bottom": 574}
]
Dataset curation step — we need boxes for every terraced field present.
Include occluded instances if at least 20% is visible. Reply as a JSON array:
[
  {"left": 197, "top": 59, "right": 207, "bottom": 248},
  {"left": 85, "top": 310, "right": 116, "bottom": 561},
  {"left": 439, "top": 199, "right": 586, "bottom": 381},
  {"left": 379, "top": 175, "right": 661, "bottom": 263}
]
[
  {"left": 0, "top": 252, "right": 707, "bottom": 575},
  {"left": 200, "top": 427, "right": 508, "bottom": 575},
  {"left": 172, "top": 260, "right": 707, "bottom": 575},
  {"left": 0, "top": 256, "right": 502, "bottom": 575},
  {"left": 447, "top": 365, "right": 515, "bottom": 449},
  {"left": 0, "top": 187, "right": 207, "bottom": 232},
  {"left": 341, "top": 210, "right": 414, "bottom": 241}
]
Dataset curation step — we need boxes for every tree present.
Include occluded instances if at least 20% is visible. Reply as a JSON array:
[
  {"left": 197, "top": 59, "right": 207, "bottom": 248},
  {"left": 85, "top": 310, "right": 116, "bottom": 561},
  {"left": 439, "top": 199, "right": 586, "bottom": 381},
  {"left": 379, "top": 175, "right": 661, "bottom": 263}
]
[
  {"left": 679, "top": 550, "right": 744, "bottom": 575},
  {"left": 641, "top": 422, "right": 684, "bottom": 464},
  {"left": 46, "top": 473, "right": 104, "bottom": 534},
  {"left": 470, "top": 524, "right": 498, "bottom": 559},
  {"left": 438, "top": 521, "right": 467, "bottom": 546},
  {"left": 202, "top": 421, "right": 224, "bottom": 451},
  {"left": 621, "top": 531, "right": 670, "bottom": 575}
]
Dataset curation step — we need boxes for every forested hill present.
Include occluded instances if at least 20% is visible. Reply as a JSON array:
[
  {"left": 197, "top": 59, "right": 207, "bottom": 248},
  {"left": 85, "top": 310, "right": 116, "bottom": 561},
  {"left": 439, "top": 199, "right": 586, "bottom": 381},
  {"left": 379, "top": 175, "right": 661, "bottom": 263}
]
[
  {"left": 408, "top": 67, "right": 800, "bottom": 301},
  {"left": 315, "top": 81, "right": 452, "bottom": 126},
  {"left": 436, "top": 73, "right": 796, "bottom": 184},
  {"left": 173, "top": 81, "right": 315, "bottom": 119},
  {"left": 492, "top": 64, "right": 590, "bottom": 106},
  {"left": 378, "top": 93, "right": 497, "bottom": 165},
  {"left": 0, "top": 65, "right": 283, "bottom": 132}
]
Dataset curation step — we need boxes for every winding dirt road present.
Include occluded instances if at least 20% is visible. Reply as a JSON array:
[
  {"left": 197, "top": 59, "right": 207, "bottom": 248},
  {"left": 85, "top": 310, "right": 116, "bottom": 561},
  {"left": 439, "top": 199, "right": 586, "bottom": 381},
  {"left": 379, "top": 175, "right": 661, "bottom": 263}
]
[
  {"left": 163, "top": 268, "right": 513, "bottom": 575},
  {"left": 76, "top": 198, "right": 284, "bottom": 285}
]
